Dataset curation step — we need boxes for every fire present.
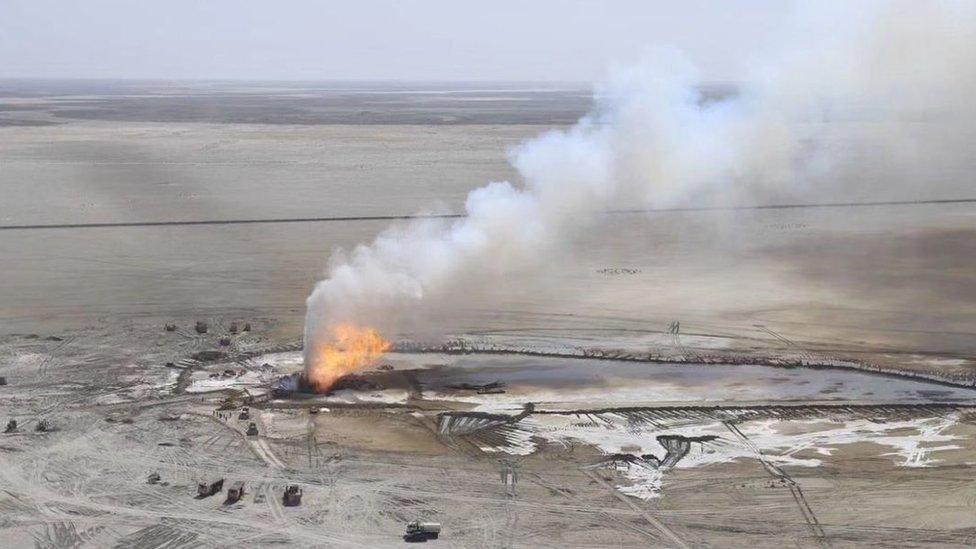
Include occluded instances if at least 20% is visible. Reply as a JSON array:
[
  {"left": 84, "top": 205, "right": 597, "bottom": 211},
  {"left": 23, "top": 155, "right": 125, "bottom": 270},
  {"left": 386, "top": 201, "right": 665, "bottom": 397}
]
[{"left": 305, "top": 323, "right": 391, "bottom": 392}]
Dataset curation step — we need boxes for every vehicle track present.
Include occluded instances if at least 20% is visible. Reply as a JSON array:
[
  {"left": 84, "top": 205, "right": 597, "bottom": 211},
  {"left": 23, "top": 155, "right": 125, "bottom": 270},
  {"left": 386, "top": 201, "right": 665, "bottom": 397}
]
[
  {"left": 724, "top": 421, "right": 829, "bottom": 545},
  {"left": 264, "top": 483, "right": 287, "bottom": 525},
  {"left": 581, "top": 468, "right": 691, "bottom": 548}
]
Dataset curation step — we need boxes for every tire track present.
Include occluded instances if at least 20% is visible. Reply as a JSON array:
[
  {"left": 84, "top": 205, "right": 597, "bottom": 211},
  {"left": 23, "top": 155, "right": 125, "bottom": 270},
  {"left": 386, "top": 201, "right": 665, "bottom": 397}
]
[
  {"left": 580, "top": 469, "right": 691, "bottom": 549},
  {"left": 724, "top": 421, "right": 829, "bottom": 545},
  {"left": 264, "top": 483, "right": 287, "bottom": 526}
]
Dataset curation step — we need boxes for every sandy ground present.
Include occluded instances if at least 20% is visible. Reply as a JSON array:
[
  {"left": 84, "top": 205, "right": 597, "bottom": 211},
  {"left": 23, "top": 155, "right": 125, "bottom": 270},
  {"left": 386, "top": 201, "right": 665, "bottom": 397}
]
[
  {"left": 1, "top": 320, "right": 975, "bottom": 547},
  {"left": 2, "top": 82, "right": 975, "bottom": 547}
]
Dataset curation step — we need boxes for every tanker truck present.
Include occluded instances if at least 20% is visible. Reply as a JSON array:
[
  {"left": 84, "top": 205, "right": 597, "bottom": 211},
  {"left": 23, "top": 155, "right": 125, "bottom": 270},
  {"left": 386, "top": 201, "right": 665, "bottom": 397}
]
[{"left": 404, "top": 520, "right": 441, "bottom": 541}]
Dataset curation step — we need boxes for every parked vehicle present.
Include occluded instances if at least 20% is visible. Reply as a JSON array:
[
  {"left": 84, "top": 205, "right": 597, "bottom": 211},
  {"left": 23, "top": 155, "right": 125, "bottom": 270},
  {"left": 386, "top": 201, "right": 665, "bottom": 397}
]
[
  {"left": 405, "top": 521, "right": 441, "bottom": 541},
  {"left": 226, "top": 481, "right": 245, "bottom": 503},
  {"left": 283, "top": 485, "right": 302, "bottom": 506},
  {"left": 197, "top": 478, "right": 224, "bottom": 497}
]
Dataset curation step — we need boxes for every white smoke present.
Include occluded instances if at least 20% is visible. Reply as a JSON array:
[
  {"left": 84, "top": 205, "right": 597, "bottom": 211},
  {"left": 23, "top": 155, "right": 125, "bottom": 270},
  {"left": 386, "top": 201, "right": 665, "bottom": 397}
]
[{"left": 305, "top": 1, "right": 976, "bottom": 360}]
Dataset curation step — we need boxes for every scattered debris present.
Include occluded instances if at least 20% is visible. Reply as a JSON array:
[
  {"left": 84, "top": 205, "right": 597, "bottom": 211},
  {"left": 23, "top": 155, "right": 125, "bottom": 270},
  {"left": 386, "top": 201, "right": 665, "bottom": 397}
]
[
  {"left": 242, "top": 323, "right": 251, "bottom": 332},
  {"left": 238, "top": 407, "right": 250, "bottom": 420},
  {"left": 222, "top": 368, "right": 236, "bottom": 377},
  {"left": 197, "top": 478, "right": 224, "bottom": 497},
  {"left": 309, "top": 407, "right": 320, "bottom": 415},
  {"left": 147, "top": 472, "right": 161, "bottom": 484},
  {"left": 377, "top": 364, "right": 394, "bottom": 371},
  {"left": 195, "top": 321, "right": 209, "bottom": 334},
  {"left": 226, "top": 481, "right": 245, "bottom": 503},
  {"left": 330, "top": 374, "right": 382, "bottom": 392},
  {"left": 273, "top": 372, "right": 304, "bottom": 396},
  {"left": 228, "top": 322, "right": 240, "bottom": 334},
  {"left": 283, "top": 485, "right": 302, "bottom": 506},
  {"left": 219, "top": 337, "right": 232, "bottom": 347},
  {"left": 4, "top": 420, "right": 17, "bottom": 433},
  {"left": 164, "top": 323, "right": 177, "bottom": 332},
  {"left": 35, "top": 419, "right": 50, "bottom": 432},
  {"left": 158, "top": 413, "right": 181, "bottom": 422},
  {"left": 404, "top": 521, "right": 441, "bottom": 542}
]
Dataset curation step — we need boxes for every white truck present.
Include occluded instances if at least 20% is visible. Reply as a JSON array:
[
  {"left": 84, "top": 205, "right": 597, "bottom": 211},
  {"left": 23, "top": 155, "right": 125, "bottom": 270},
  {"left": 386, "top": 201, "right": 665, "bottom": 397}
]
[{"left": 405, "top": 521, "right": 441, "bottom": 541}]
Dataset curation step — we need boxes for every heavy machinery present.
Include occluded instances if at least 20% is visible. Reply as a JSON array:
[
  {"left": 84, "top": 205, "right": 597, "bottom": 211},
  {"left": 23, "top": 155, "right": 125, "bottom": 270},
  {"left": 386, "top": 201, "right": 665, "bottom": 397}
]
[
  {"left": 238, "top": 407, "right": 250, "bottom": 420},
  {"left": 246, "top": 422, "right": 259, "bottom": 436},
  {"left": 226, "top": 481, "right": 245, "bottom": 503},
  {"left": 404, "top": 521, "right": 441, "bottom": 541},
  {"left": 4, "top": 419, "right": 17, "bottom": 433},
  {"left": 283, "top": 485, "right": 302, "bottom": 506},
  {"left": 197, "top": 478, "right": 224, "bottom": 497}
]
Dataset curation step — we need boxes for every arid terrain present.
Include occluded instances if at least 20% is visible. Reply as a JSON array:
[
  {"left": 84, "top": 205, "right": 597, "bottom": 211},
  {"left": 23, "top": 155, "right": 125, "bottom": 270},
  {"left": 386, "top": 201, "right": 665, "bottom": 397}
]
[{"left": 1, "top": 81, "right": 975, "bottom": 547}]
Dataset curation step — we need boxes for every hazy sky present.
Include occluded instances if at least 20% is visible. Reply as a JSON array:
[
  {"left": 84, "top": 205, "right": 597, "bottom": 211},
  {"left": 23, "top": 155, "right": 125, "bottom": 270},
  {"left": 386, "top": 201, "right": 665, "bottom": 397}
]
[{"left": 0, "top": 0, "right": 794, "bottom": 81}]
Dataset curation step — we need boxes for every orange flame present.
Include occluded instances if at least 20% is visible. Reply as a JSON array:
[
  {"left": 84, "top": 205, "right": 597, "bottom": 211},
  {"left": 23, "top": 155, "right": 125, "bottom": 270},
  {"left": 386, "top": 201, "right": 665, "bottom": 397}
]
[{"left": 306, "top": 323, "right": 391, "bottom": 392}]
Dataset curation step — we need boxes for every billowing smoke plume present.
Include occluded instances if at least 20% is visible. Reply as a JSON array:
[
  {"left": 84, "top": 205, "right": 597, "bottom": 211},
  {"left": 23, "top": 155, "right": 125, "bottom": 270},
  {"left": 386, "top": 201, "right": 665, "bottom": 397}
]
[{"left": 304, "top": 1, "right": 976, "bottom": 387}]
